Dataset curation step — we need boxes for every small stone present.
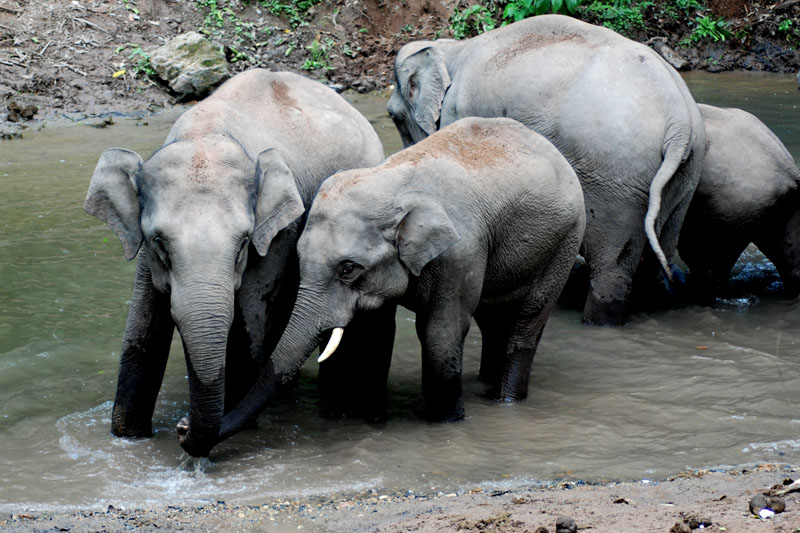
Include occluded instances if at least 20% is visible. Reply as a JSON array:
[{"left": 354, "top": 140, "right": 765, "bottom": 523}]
[
  {"left": 767, "top": 496, "right": 785, "bottom": 514},
  {"left": 669, "top": 523, "right": 691, "bottom": 533},
  {"left": 555, "top": 516, "right": 577, "bottom": 533},
  {"left": 535, "top": 527, "right": 549, "bottom": 533},
  {"left": 749, "top": 494, "right": 769, "bottom": 515}
]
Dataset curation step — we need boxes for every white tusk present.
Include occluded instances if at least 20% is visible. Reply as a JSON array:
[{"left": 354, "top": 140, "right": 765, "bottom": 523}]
[{"left": 317, "top": 327, "right": 344, "bottom": 363}]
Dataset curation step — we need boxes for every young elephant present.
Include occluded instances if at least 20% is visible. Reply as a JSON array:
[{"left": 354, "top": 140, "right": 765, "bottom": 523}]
[
  {"left": 679, "top": 104, "right": 800, "bottom": 302},
  {"left": 387, "top": 14, "right": 706, "bottom": 326},
  {"left": 223, "top": 117, "right": 585, "bottom": 424},
  {"left": 84, "top": 69, "right": 386, "bottom": 457}
]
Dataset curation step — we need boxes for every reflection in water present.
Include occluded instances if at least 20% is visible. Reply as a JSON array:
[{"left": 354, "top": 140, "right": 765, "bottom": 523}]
[{"left": 0, "top": 73, "right": 798, "bottom": 511}]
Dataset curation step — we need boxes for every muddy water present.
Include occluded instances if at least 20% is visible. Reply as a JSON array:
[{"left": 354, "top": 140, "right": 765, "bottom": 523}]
[{"left": 1, "top": 73, "right": 798, "bottom": 512}]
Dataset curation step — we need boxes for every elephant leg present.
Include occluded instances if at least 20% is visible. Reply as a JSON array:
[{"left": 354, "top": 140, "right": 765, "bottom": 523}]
[
  {"left": 112, "top": 257, "right": 174, "bottom": 438},
  {"left": 754, "top": 208, "right": 800, "bottom": 299},
  {"left": 317, "top": 304, "right": 397, "bottom": 423},
  {"left": 416, "top": 307, "right": 472, "bottom": 422},
  {"left": 581, "top": 217, "right": 647, "bottom": 326}
]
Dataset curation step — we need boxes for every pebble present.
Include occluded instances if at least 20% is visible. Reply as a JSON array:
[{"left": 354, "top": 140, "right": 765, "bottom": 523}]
[{"left": 555, "top": 515, "right": 577, "bottom": 533}]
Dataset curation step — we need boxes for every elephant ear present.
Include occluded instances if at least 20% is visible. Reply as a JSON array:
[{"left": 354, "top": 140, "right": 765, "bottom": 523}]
[
  {"left": 396, "top": 45, "right": 450, "bottom": 136},
  {"left": 252, "top": 148, "right": 305, "bottom": 256},
  {"left": 84, "top": 148, "right": 144, "bottom": 260},
  {"left": 396, "top": 194, "right": 461, "bottom": 276}
]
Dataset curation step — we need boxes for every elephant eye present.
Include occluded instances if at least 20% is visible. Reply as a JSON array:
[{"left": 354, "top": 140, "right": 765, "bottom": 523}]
[
  {"left": 153, "top": 237, "right": 171, "bottom": 269},
  {"left": 338, "top": 261, "right": 363, "bottom": 283},
  {"left": 235, "top": 237, "right": 249, "bottom": 266}
]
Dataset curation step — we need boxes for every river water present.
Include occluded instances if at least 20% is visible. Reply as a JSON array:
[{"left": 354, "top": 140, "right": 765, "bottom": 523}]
[{"left": 1, "top": 72, "right": 798, "bottom": 512}]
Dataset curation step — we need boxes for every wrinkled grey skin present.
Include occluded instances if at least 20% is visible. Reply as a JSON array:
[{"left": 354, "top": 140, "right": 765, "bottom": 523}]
[
  {"left": 84, "top": 69, "right": 384, "bottom": 457},
  {"left": 387, "top": 15, "right": 706, "bottom": 325},
  {"left": 235, "top": 118, "right": 585, "bottom": 423},
  {"left": 679, "top": 104, "right": 800, "bottom": 302}
]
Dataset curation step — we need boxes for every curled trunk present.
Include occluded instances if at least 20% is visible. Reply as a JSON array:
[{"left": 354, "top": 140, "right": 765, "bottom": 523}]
[{"left": 219, "top": 289, "right": 327, "bottom": 441}]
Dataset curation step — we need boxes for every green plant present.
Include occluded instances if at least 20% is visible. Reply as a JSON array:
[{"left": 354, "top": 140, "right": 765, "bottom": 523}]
[
  {"left": 681, "top": 14, "right": 733, "bottom": 44},
  {"left": 259, "top": 0, "right": 322, "bottom": 28},
  {"left": 449, "top": 4, "right": 495, "bottom": 40},
  {"left": 778, "top": 19, "right": 793, "bottom": 33},
  {"left": 503, "top": 0, "right": 582, "bottom": 22},
  {"left": 582, "top": 0, "right": 653, "bottom": 36},
  {"left": 302, "top": 37, "right": 334, "bottom": 70},
  {"left": 114, "top": 43, "right": 156, "bottom": 78}
]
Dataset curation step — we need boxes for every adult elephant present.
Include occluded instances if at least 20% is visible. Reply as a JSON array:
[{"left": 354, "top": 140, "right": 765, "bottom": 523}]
[
  {"left": 219, "top": 117, "right": 585, "bottom": 425},
  {"left": 84, "top": 69, "right": 387, "bottom": 457},
  {"left": 387, "top": 14, "right": 706, "bottom": 325},
  {"left": 678, "top": 104, "right": 800, "bottom": 302}
]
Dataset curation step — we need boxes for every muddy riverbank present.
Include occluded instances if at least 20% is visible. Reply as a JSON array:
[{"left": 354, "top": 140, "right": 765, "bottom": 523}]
[
  {"left": 1, "top": 0, "right": 799, "bottom": 131},
  {"left": 2, "top": 466, "right": 798, "bottom": 532}
]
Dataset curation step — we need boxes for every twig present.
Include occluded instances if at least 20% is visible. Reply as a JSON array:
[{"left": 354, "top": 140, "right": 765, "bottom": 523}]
[
  {"left": 0, "top": 58, "right": 25, "bottom": 68},
  {"left": 775, "top": 479, "right": 800, "bottom": 497},
  {"left": 36, "top": 41, "right": 52, "bottom": 56},
  {"left": 0, "top": 5, "right": 21, "bottom": 14},
  {"left": 55, "top": 62, "right": 88, "bottom": 76},
  {"left": 74, "top": 17, "right": 110, "bottom": 34},
  {"left": 0, "top": 22, "right": 13, "bottom": 32}
]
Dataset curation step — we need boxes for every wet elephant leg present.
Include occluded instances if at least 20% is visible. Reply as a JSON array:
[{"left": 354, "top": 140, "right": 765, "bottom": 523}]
[
  {"left": 416, "top": 307, "right": 472, "bottom": 422},
  {"left": 581, "top": 217, "right": 647, "bottom": 326},
  {"left": 317, "top": 304, "right": 397, "bottom": 423},
  {"left": 753, "top": 208, "right": 800, "bottom": 299},
  {"left": 112, "top": 257, "right": 175, "bottom": 438}
]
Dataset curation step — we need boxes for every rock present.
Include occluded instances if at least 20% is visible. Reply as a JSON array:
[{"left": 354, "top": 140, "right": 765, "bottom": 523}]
[
  {"left": 749, "top": 494, "right": 769, "bottom": 515},
  {"left": 535, "top": 527, "right": 549, "bottom": 533},
  {"left": 555, "top": 516, "right": 577, "bottom": 533},
  {"left": 651, "top": 39, "right": 688, "bottom": 70},
  {"left": 748, "top": 493, "right": 784, "bottom": 515},
  {"left": 6, "top": 100, "right": 38, "bottom": 122},
  {"left": 669, "top": 523, "right": 691, "bottom": 533},
  {"left": 768, "top": 496, "right": 786, "bottom": 514},
  {"left": 149, "top": 32, "right": 230, "bottom": 100},
  {"left": 686, "top": 516, "right": 713, "bottom": 529}
]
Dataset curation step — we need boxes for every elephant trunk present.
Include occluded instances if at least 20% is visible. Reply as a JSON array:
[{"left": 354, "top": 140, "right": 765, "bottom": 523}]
[
  {"left": 218, "top": 288, "right": 332, "bottom": 441},
  {"left": 171, "top": 275, "right": 234, "bottom": 457}
]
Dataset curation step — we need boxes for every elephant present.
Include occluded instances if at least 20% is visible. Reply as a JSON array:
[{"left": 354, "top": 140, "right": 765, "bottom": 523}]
[
  {"left": 216, "top": 117, "right": 585, "bottom": 427},
  {"left": 84, "top": 68, "right": 386, "bottom": 457},
  {"left": 678, "top": 104, "right": 800, "bottom": 303},
  {"left": 386, "top": 14, "right": 706, "bottom": 325}
]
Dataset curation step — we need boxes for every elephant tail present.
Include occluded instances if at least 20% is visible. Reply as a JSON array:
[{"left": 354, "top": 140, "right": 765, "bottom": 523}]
[{"left": 644, "top": 127, "right": 693, "bottom": 282}]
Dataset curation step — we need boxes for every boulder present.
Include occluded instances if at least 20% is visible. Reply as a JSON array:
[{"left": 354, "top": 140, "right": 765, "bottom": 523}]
[
  {"left": 650, "top": 39, "right": 688, "bottom": 71},
  {"left": 149, "top": 32, "right": 230, "bottom": 100}
]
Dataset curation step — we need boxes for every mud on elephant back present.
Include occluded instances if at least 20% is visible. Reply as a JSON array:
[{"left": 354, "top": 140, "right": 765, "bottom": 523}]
[
  {"left": 386, "top": 14, "right": 706, "bottom": 326},
  {"left": 228, "top": 117, "right": 585, "bottom": 424},
  {"left": 84, "top": 68, "right": 385, "bottom": 457}
]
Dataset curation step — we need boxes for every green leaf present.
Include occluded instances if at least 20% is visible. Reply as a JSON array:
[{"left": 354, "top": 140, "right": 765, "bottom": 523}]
[
  {"left": 564, "top": 0, "right": 580, "bottom": 13},
  {"left": 551, "top": 0, "right": 563, "bottom": 13},
  {"left": 534, "top": 0, "right": 550, "bottom": 16}
]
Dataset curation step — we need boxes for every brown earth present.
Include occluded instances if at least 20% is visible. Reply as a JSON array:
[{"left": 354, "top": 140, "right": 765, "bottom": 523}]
[
  {"left": 2, "top": 466, "right": 798, "bottom": 532},
  {"left": 1, "top": 0, "right": 798, "bottom": 127}
]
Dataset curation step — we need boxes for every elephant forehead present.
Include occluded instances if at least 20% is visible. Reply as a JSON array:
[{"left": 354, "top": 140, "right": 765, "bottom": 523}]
[
  {"left": 144, "top": 138, "right": 253, "bottom": 189},
  {"left": 301, "top": 214, "right": 385, "bottom": 260}
]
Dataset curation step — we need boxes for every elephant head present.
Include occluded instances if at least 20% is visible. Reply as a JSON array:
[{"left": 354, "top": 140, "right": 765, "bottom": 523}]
[
  {"left": 387, "top": 42, "right": 451, "bottom": 147},
  {"left": 216, "top": 173, "right": 460, "bottom": 432},
  {"left": 84, "top": 139, "right": 304, "bottom": 456}
]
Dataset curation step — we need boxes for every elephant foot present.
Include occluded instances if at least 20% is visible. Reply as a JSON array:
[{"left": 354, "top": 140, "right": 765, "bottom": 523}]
[
  {"left": 582, "top": 293, "right": 628, "bottom": 326},
  {"left": 176, "top": 416, "right": 190, "bottom": 446}
]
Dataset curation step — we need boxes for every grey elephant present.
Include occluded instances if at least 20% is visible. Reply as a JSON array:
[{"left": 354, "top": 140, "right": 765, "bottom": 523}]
[
  {"left": 387, "top": 14, "right": 706, "bottom": 325},
  {"left": 84, "top": 69, "right": 386, "bottom": 457},
  {"left": 218, "top": 117, "right": 585, "bottom": 426},
  {"left": 678, "top": 104, "right": 800, "bottom": 302}
]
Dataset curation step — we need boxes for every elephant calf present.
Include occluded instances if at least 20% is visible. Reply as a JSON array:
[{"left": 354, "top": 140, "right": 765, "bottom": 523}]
[
  {"left": 679, "top": 104, "right": 800, "bottom": 302},
  {"left": 84, "top": 69, "right": 385, "bottom": 457},
  {"left": 227, "top": 117, "right": 585, "bottom": 424}
]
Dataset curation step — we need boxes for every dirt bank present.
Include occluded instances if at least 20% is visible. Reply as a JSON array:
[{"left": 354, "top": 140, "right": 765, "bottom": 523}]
[
  {"left": 2, "top": 465, "right": 798, "bottom": 532},
  {"left": 1, "top": 0, "right": 798, "bottom": 129}
]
